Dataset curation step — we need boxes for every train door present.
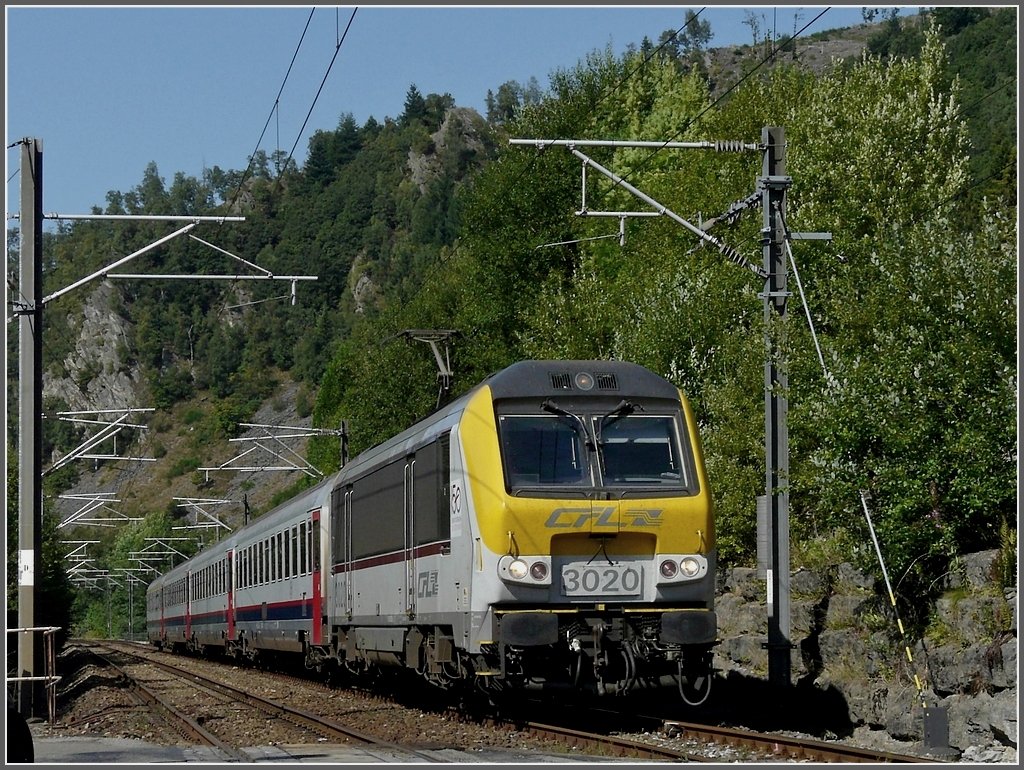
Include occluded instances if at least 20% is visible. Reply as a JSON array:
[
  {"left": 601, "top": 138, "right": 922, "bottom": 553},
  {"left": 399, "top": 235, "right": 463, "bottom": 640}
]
[
  {"left": 342, "top": 488, "right": 353, "bottom": 618},
  {"left": 226, "top": 550, "right": 235, "bottom": 641},
  {"left": 404, "top": 455, "right": 417, "bottom": 617},
  {"left": 310, "top": 508, "right": 323, "bottom": 645},
  {"left": 184, "top": 572, "right": 192, "bottom": 642}
]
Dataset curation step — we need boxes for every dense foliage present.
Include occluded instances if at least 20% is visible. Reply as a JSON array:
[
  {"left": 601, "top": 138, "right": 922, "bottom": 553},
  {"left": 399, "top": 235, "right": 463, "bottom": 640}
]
[{"left": 7, "top": 9, "right": 1015, "bottom": 636}]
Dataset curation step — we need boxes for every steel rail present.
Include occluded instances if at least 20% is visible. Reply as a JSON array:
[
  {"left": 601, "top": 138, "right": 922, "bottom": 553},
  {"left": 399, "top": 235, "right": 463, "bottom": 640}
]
[
  {"left": 503, "top": 695, "right": 942, "bottom": 764},
  {"left": 515, "top": 720, "right": 705, "bottom": 761},
  {"left": 93, "top": 641, "right": 443, "bottom": 762},
  {"left": 86, "top": 646, "right": 249, "bottom": 761},
  {"left": 660, "top": 719, "right": 942, "bottom": 763}
]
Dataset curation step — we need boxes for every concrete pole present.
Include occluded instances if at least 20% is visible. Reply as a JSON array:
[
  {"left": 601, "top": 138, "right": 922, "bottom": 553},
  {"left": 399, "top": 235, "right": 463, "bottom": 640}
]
[
  {"left": 761, "top": 126, "right": 792, "bottom": 687},
  {"left": 18, "top": 137, "right": 44, "bottom": 717}
]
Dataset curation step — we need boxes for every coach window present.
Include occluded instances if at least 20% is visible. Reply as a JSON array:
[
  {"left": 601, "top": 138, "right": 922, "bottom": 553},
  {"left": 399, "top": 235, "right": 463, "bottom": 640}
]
[
  {"left": 277, "top": 532, "right": 284, "bottom": 580},
  {"left": 282, "top": 531, "right": 289, "bottom": 579},
  {"left": 299, "top": 522, "right": 307, "bottom": 574},
  {"left": 307, "top": 520, "right": 314, "bottom": 572},
  {"left": 276, "top": 532, "right": 283, "bottom": 580},
  {"left": 291, "top": 527, "right": 298, "bottom": 578},
  {"left": 288, "top": 528, "right": 295, "bottom": 578},
  {"left": 259, "top": 541, "right": 265, "bottom": 584}
]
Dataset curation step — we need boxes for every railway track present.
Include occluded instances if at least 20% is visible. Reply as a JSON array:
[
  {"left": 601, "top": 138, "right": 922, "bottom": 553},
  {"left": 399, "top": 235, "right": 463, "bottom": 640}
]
[
  {"left": 78, "top": 641, "right": 943, "bottom": 763},
  {"left": 495, "top": 696, "right": 944, "bottom": 763},
  {"left": 83, "top": 641, "right": 444, "bottom": 762},
  {"left": 657, "top": 719, "right": 943, "bottom": 763}
]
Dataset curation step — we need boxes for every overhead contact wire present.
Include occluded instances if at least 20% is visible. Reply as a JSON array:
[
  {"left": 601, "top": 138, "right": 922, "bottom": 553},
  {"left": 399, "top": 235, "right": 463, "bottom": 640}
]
[
  {"left": 227, "top": 8, "right": 317, "bottom": 210},
  {"left": 280, "top": 7, "right": 359, "bottom": 182}
]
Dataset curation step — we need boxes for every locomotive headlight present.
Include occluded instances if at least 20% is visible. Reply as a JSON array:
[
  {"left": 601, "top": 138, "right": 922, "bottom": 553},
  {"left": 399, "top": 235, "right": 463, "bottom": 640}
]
[
  {"left": 499, "top": 555, "right": 551, "bottom": 585},
  {"left": 680, "top": 557, "right": 701, "bottom": 577},
  {"left": 656, "top": 554, "right": 707, "bottom": 584}
]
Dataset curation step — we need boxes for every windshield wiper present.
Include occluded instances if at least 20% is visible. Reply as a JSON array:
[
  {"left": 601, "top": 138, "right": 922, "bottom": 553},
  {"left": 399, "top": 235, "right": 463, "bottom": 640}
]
[
  {"left": 595, "top": 400, "right": 642, "bottom": 477},
  {"left": 597, "top": 399, "right": 643, "bottom": 444},
  {"left": 541, "top": 399, "right": 594, "bottom": 450}
]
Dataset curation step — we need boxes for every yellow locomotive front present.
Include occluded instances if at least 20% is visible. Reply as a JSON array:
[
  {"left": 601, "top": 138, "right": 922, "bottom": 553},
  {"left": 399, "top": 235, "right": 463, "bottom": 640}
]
[{"left": 459, "top": 360, "right": 716, "bottom": 702}]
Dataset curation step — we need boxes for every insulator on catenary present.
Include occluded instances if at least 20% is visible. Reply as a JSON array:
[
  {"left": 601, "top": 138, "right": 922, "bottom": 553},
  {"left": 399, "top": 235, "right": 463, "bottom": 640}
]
[
  {"left": 714, "top": 140, "right": 751, "bottom": 153},
  {"left": 719, "top": 242, "right": 767, "bottom": 277},
  {"left": 718, "top": 242, "right": 745, "bottom": 264}
]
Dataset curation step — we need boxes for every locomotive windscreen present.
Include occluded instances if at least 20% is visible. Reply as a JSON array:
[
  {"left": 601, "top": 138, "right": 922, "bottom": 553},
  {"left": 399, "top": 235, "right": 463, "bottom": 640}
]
[
  {"left": 499, "top": 415, "right": 592, "bottom": 487},
  {"left": 497, "top": 410, "right": 691, "bottom": 493},
  {"left": 598, "top": 415, "right": 687, "bottom": 485}
]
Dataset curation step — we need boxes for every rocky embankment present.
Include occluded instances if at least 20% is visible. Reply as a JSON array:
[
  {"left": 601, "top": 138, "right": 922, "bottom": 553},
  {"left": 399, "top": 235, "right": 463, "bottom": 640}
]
[{"left": 713, "top": 549, "right": 1017, "bottom": 762}]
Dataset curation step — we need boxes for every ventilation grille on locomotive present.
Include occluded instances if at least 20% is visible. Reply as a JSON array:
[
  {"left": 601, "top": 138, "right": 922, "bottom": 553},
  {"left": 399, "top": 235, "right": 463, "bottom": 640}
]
[
  {"left": 550, "top": 373, "right": 572, "bottom": 390},
  {"left": 549, "top": 372, "right": 619, "bottom": 390}
]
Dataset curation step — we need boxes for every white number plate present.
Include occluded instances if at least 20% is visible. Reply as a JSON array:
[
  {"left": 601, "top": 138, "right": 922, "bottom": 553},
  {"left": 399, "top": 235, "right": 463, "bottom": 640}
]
[{"left": 561, "top": 563, "right": 643, "bottom": 597}]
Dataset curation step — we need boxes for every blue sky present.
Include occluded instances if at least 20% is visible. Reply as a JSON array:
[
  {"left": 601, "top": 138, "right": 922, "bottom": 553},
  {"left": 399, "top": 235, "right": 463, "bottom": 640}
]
[{"left": 6, "top": 4, "right": 911, "bottom": 219}]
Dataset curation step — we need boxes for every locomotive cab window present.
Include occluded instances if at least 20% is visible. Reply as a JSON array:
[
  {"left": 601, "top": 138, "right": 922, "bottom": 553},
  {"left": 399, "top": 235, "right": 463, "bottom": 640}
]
[
  {"left": 498, "top": 415, "right": 591, "bottom": 488},
  {"left": 596, "top": 415, "right": 687, "bottom": 486}
]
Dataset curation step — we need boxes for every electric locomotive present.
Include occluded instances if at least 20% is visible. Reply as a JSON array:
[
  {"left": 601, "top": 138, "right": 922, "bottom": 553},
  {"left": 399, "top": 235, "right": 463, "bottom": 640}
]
[{"left": 147, "top": 360, "right": 717, "bottom": 703}]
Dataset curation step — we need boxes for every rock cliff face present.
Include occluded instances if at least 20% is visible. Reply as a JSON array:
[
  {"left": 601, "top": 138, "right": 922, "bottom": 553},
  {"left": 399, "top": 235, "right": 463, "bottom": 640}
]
[
  {"left": 713, "top": 550, "right": 1017, "bottom": 761},
  {"left": 42, "top": 281, "right": 144, "bottom": 414},
  {"left": 407, "top": 107, "right": 490, "bottom": 195}
]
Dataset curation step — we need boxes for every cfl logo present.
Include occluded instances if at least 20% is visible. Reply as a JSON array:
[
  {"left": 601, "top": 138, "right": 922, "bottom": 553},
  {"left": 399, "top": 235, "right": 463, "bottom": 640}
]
[
  {"left": 623, "top": 509, "right": 664, "bottom": 527},
  {"left": 417, "top": 570, "right": 439, "bottom": 598},
  {"left": 545, "top": 507, "right": 663, "bottom": 528}
]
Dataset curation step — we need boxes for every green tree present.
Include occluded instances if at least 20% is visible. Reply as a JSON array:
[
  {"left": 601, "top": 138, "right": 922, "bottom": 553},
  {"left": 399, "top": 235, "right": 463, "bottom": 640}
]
[
  {"left": 678, "top": 9, "right": 713, "bottom": 69},
  {"left": 401, "top": 84, "right": 427, "bottom": 127}
]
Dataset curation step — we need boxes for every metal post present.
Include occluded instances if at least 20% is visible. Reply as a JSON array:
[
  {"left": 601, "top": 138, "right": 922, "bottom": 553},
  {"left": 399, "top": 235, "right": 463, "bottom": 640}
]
[
  {"left": 761, "top": 126, "right": 792, "bottom": 687},
  {"left": 128, "top": 575, "right": 133, "bottom": 640},
  {"left": 17, "top": 138, "right": 45, "bottom": 717}
]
